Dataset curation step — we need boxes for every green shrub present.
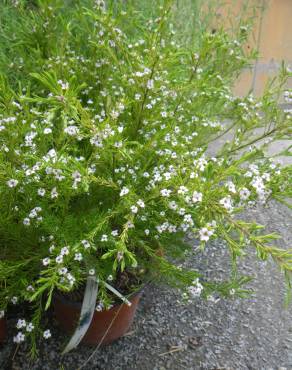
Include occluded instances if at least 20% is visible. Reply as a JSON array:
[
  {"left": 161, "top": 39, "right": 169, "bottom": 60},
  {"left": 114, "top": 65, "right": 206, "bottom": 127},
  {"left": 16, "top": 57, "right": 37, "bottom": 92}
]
[{"left": 0, "top": 0, "right": 291, "bottom": 354}]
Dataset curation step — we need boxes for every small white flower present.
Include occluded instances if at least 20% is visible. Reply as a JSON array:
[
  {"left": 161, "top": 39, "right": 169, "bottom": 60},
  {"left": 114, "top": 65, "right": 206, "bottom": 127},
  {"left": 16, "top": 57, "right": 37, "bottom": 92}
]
[
  {"left": 207, "top": 295, "right": 219, "bottom": 303},
  {"left": 209, "top": 220, "right": 217, "bottom": 228},
  {"left": 13, "top": 332, "right": 25, "bottom": 343},
  {"left": 23, "top": 218, "right": 31, "bottom": 226},
  {"left": 26, "top": 323, "right": 35, "bottom": 332},
  {"left": 229, "top": 289, "right": 236, "bottom": 296},
  {"left": 16, "top": 319, "right": 26, "bottom": 329},
  {"left": 188, "top": 279, "right": 203, "bottom": 298},
  {"left": 178, "top": 208, "right": 186, "bottom": 216},
  {"left": 64, "top": 125, "right": 79, "bottom": 136},
  {"left": 88, "top": 268, "right": 95, "bottom": 276},
  {"left": 29, "top": 209, "right": 38, "bottom": 218},
  {"left": 58, "top": 267, "right": 68, "bottom": 275},
  {"left": 51, "top": 187, "right": 58, "bottom": 199},
  {"left": 81, "top": 240, "right": 90, "bottom": 249},
  {"left": 166, "top": 224, "right": 174, "bottom": 233},
  {"left": 184, "top": 214, "right": 194, "bottom": 225},
  {"left": 163, "top": 172, "right": 172, "bottom": 180},
  {"left": 120, "top": 187, "right": 129, "bottom": 196},
  {"left": 74, "top": 253, "right": 83, "bottom": 261},
  {"left": 126, "top": 221, "right": 135, "bottom": 229},
  {"left": 199, "top": 227, "right": 213, "bottom": 242},
  {"left": 239, "top": 188, "right": 250, "bottom": 201},
  {"left": 58, "top": 80, "right": 69, "bottom": 90},
  {"left": 111, "top": 230, "right": 118, "bottom": 237},
  {"left": 43, "top": 329, "right": 51, "bottom": 339},
  {"left": 137, "top": 199, "right": 145, "bottom": 208},
  {"left": 168, "top": 201, "right": 177, "bottom": 210},
  {"left": 226, "top": 181, "right": 236, "bottom": 193},
  {"left": 160, "top": 189, "right": 171, "bottom": 197},
  {"left": 147, "top": 79, "right": 154, "bottom": 89},
  {"left": 44, "top": 128, "right": 52, "bottom": 134},
  {"left": 107, "top": 275, "right": 113, "bottom": 281},
  {"left": 49, "top": 244, "right": 55, "bottom": 253},
  {"left": 178, "top": 186, "right": 188, "bottom": 195},
  {"left": 130, "top": 205, "right": 138, "bottom": 214},
  {"left": 219, "top": 196, "right": 233, "bottom": 211},
  {"left": 37, "top": 188, "right": 46, "bottom": 196},
  {"left": 262, "top": 172, "right": 271, "bottom": 182},
  {"left": 55, "top": 255, "right": 63, "bottom": 264},
  {"left": 110, "top": 110, "right": 119, "bottom": 119},
  {"left": 101, "top": 234, "right": 108, "bottom": 241},
  {"left": 61, "top": 246, "right": 69, "bottom": 256},
  {"left": 192, "top": 191, "right": 202, "bottom": 203},
  {"left": 96, "top": 303, "right": 104, "bottom": 311},
  {"left": 11, "top": 296, "right": 18, "bottom": 305},
  {"left": 66, "top": 273, "right": 75, "bottom": 282},
  {"left": 244, "top": 171, "right": 253, "bottom": 178},
  {"left": 7, "top": 179, "right": 18, "bottom": 188},
  {"left": 42, "top": 257, "right": 50, "bottom": 266}
]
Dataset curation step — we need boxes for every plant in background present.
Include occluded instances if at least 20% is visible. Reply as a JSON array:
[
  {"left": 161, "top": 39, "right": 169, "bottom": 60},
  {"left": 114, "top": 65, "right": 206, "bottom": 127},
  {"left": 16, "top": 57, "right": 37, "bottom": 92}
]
[{"left": 0, "top": 0, "right": 291, "bottom": 356}]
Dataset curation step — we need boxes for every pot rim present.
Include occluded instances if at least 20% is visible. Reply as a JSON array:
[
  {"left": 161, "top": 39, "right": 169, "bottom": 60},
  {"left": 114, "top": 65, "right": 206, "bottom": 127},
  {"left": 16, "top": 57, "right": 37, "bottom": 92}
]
[{"left": 53, "top": 285, "right": 144, "bottom": 310}]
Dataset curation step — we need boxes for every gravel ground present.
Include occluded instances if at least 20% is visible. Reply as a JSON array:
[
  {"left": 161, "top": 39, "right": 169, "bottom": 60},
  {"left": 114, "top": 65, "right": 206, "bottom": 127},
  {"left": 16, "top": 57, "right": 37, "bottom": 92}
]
[{"left": 1, "top": 200, "right": 292, "bottom": 370}]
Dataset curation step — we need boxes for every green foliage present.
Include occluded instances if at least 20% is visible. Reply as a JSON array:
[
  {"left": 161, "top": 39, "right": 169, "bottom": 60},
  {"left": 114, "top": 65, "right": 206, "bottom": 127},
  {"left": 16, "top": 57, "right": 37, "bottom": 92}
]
[{"left": 0, "top": 0, "right": 291, "bottom": 353}]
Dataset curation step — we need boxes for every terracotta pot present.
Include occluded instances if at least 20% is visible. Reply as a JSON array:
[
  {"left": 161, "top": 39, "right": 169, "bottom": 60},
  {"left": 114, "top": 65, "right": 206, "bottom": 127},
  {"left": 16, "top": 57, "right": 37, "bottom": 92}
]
[
  {"left": 0, "top": 317, "right": 6, "bottom": 343},
  {"left": 53, "top": 291, "right": 142, "bottom": 346}
]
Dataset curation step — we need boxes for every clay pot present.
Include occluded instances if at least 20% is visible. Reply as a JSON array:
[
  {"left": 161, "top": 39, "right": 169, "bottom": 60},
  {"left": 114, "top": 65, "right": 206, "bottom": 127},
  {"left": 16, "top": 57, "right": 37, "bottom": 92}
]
[
  {"left": 53, "top": 291, "right": 142, "bottom": 346},
  {"left": 0, "top": 317, "right": 6, "bottom": 343}
]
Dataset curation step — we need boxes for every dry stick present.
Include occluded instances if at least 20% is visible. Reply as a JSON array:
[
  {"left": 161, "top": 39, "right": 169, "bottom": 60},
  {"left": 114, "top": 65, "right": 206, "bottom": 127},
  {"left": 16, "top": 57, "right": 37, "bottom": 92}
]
[
  {"left": 77, "top": 303, "right": 125, "bottom": 370},
  {"left": 158, "top": 346, "right": 184, "bottom": 357},
  {"left": 11, "top": 343, "right": 19, "bottom": 361}
]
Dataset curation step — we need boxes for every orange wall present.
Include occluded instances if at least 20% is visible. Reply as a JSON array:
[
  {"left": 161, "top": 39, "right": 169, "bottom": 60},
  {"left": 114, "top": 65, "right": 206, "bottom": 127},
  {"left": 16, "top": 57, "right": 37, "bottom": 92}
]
[{"left": 215, "top": 0, "right": 292, "bottom": 96}]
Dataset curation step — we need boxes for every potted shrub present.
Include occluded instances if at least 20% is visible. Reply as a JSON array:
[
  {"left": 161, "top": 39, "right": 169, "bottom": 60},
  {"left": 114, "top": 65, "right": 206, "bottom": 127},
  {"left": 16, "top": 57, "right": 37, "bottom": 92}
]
[{"left": 0, "top": 0, "right": 291, "bottom": 356}]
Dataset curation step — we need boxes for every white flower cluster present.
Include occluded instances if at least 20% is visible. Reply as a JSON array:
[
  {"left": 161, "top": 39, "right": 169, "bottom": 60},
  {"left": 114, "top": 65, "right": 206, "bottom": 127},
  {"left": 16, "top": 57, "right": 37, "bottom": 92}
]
[
  {"left": 198, "top": 221, "right": 216, "bottom": 242},
  {"left": 188, "top": 278, "right": 204, "bottom": 298},
  {"left": 13, "top": 319, "right": 36, "bottom": 343},
  {"left": 182, "top": 278, "right": 204, "bottom": 302}
]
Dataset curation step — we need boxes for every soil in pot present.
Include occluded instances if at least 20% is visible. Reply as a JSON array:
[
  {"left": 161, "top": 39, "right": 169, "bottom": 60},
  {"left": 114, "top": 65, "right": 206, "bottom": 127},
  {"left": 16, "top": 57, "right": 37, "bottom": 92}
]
[{"left": 53, "top": 271, "right": 143, "bottom": 346}]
